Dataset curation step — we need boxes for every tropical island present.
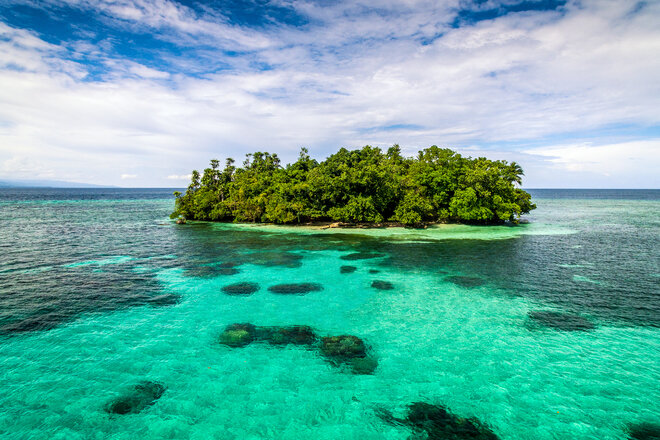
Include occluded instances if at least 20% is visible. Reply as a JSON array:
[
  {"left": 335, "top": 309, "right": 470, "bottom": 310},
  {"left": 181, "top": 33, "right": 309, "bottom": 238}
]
[{"left": 171, "top": 145, "right": 535, "bottom": 226}]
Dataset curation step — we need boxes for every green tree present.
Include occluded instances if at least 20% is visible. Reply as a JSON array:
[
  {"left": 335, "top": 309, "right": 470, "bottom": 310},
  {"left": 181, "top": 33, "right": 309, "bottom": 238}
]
[{"left": 171, "top": 146, "right": 535, "bottom": 225}]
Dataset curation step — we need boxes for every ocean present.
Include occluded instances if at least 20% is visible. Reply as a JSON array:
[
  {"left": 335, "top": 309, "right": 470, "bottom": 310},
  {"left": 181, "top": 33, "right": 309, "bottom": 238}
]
[{"left": 0, "top": 188, "right": 658, "bottom": 439}]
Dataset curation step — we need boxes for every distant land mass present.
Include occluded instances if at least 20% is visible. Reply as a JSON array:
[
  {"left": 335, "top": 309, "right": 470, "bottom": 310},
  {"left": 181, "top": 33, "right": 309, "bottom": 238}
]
[{"left": 0, "top": 179, "right": 115, "bottom": 188}]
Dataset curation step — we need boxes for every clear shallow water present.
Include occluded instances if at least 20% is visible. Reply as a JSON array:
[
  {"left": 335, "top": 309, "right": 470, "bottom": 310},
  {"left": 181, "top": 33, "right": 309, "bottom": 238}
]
[{"left": 0, "top": 188, "right": 658, "bottom": 439}]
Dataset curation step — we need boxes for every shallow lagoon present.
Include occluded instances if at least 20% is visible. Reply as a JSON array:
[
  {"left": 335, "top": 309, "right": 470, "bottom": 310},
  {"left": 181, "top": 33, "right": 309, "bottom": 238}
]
[{"left": 0, "top": 188, "right": 658, "bottom": 439}]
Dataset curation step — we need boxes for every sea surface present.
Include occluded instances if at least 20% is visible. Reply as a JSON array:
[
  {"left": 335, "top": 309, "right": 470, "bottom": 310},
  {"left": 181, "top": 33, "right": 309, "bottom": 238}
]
[{"left": 0, "top": 188, "right": 658, "bottom": 440}]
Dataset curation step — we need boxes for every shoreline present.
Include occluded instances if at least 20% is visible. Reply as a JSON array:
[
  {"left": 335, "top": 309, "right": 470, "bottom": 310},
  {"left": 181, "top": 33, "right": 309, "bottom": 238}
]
[
  {"left": 174, "top": 219, "right": 528, "bottom": 229},
  {"left": 170, "top": 218, "right": 571, "bottom": 242}
]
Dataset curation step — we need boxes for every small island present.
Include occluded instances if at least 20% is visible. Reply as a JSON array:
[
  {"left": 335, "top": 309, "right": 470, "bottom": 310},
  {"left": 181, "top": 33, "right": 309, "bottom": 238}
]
[{"left": 171, "top": 145, "right": 536, "bottom": 226}]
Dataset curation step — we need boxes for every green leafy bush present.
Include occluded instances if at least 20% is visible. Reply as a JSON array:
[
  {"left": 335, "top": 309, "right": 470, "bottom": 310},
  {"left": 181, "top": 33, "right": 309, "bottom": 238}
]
[{"left": 171, "top": 145, "right": 535, "bottom": 225}]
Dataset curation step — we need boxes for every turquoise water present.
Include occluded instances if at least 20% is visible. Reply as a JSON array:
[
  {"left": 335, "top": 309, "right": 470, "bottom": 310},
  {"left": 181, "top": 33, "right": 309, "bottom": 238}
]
[{"left": 0, "top": 188, "right": 658, "bottom": 439}]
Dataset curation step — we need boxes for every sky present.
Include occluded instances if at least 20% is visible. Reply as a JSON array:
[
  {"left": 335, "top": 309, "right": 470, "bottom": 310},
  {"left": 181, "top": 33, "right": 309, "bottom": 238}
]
[{"left": 0, "top": 0, "right": 658, "bottom": 188}]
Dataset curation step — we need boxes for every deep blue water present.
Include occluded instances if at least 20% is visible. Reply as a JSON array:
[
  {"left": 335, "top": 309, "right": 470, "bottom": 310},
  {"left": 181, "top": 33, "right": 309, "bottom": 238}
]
[
  {"left": 0, "top": 188, "right": 658, "bottom": 439},
  {"left": 527, "top": 188, "right": 660, "bottom": 200},
  {"left": 0, "top": 187, "right": 182, "bottom": 201}
]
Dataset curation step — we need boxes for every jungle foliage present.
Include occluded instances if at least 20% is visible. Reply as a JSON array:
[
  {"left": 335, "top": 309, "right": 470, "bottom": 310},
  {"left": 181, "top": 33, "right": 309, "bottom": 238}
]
[{"left": 171, "top": 145, "right": 535, "bottom": 226}]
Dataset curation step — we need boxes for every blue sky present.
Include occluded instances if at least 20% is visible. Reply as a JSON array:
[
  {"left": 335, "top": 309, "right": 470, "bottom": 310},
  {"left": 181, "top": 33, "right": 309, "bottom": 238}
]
[{"left": 0, "top": 0, "right": 658, "bottom": 187}]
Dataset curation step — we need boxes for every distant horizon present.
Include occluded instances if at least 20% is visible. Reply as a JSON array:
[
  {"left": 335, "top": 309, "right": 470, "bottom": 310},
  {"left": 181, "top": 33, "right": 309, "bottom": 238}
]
[{"left": 2, "top": 181, "right": 658, "bottom": 191}]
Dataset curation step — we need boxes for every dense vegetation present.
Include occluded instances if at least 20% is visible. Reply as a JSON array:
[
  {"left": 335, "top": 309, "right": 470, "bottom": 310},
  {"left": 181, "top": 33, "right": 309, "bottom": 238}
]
[{"left": 171, "top": 145, "right": 535, "bottom": 226}]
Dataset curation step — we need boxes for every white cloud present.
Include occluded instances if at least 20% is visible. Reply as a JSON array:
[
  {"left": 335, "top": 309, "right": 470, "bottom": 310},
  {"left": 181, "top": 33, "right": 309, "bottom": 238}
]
[
  {"left": 121, "top": 174, "right": 137, "bottom": 179},
  {"left": 128, "top": 64, "right": 170, "bottom": 79},
  {"left": 0, "top": 155, "right": 56, "bottom": 179},
  {"left": 167, "top": 174, "right": 192, "bottom": 180},
  {"left": 57, "top": 0, "right": 272, "bottom": 49},
  {"left": 0, "top": 0, "right": 659, "bottom": 187},
  {"left": 525, "top": 140, "right": 660, "bottom": 176}
]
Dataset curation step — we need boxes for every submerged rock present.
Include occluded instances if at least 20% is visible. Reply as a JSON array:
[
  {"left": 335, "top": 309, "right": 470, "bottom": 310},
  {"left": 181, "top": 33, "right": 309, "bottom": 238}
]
[
  {"left": 218, "top": 262, "right": 241, "bottom": 269},
  {"left": 217, "top": 324, "right": 377, "bottom": 374},
  {"left": 320, "top": 334, "right": 377, "bottom": 373},
  {"left": 267, "top": 283, "right": 323, "bottom": 295},
  {"left": 371, "top": 280, "right": 394, "bottom": 290},
  {"left": 320, "top": 335, "right": 367, "bottom": 359},
  {"left": 218, "top": 323, "right": 256, "bottom": 347},
  {"left": 222, "top": 282, "right": 260, "bottom": 296},
  {"left": 528, "top": 310, "right": 596, "bottom": 331},
  {"left": 445, "top": 276, "right": 485, "bottom": 288},
  {"left": 406, "top": 402, "right": 500, "bottom": 440},
  {"left": 378, "top": 402, "right": 500, "bottom": 440},
  {"left": 628, "top": 422, "right": 660, "bottom": 440},
  {"left": 105, "top": 381, "right": 166, "bottom": 415},
  {"left": 257, "top": 325, "right": 317, "bottom": 346},
  {"left": 219, "top": 323, "right": 316, "bottom": 347},
  {"left": 340, "top": 252, "right": 385, "bottom": 261},
  {"left": 368, "top": 269, "right": 380, "bottom": 274},
  {"left": 340, "top": 265, "right": 358, "bottom": 274}
]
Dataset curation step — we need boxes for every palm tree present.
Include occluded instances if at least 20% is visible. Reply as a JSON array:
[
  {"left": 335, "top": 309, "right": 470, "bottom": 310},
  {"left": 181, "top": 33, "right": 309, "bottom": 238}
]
[{"left": 508, "top": 162, "right": 524, "bottom": 185}]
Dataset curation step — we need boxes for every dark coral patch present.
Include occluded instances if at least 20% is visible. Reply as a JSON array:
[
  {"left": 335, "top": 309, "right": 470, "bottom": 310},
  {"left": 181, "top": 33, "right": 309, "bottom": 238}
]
[
  {"left": 405, "top": 402, "right": 500, "bottom": 440},
  {"left": 378, "top": 402, "right": 499, "bottom": 440},
  {"left": 219, "top": 323, "right": 316, "bottom": 347},
  {"left": 320, "top": 335, "right": 367, "bottom": 360},
  {"left": 445, "top": 276, "right": 484, "bottom": 288},
  {"left": 528, "top": 310, "right": 596, "bottom": 331},
  {"left": 222, "top": 282, "right": 260, "bottom": 296},
  {"left": 628, "top": 422, "right": 660, "bottom": 440},
  {"left": 371, "top": 280, "right": 394, "bottom": 290},
  {"left": 320, "top": 334, "right": 377, "bottom": 375},
  {"left": 340, "top": 252, "right": 385, "bottom": 261},
  {"left": 257, "top": 325, "right": 317, "bottom": 346},
  {"left": 340, "top": 265, "right": 357, "bottom": 274},
  {"left": 369, "top": 269, "right": 380, "bottom": 274},
  {"left": 267, "top": 283, "right": 323, "bottom": 295},
  {"left": 217, "top": 324, "right": 377, "bottom": 374},
  {"left": 218, "top": 323, "right": 257, "bottom": 347},
  {"left": 105, "top": 381, "right": 166, "bottom": 415}
]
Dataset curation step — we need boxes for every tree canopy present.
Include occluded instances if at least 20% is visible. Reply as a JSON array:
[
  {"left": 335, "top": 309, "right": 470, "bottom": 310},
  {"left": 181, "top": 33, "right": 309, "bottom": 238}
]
[{"left": 171, "top": 145, "right": 535, "bottom": 226}]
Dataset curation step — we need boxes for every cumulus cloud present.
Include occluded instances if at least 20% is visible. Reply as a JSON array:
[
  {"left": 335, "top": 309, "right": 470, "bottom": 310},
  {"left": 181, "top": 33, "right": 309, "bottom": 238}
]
[{"left": 0, "top": 0, "right": 658, "bottom": 187}]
